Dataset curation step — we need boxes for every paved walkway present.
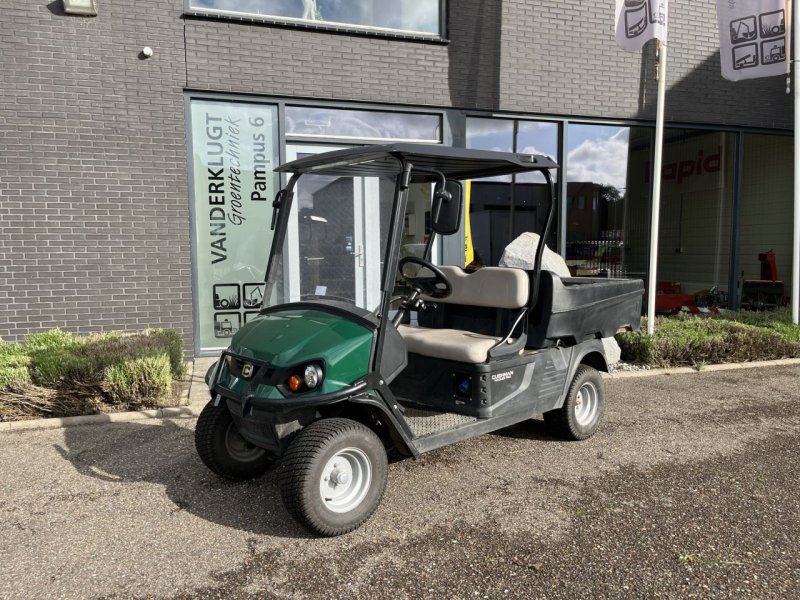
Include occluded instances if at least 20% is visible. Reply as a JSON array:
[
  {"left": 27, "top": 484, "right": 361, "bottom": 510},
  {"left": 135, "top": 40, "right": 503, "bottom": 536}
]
[{"left": 1, "top": 364, "right": 799, "bottom": 599}]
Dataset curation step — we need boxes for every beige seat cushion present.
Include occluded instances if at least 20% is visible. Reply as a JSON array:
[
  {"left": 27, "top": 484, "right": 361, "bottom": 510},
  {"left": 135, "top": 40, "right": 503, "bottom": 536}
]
[
  {"left": 398, "top": 325, "right": 502, "bottom": 363},
  {"left": 422, "top": 266, "right": 529, "bottom": 309}
]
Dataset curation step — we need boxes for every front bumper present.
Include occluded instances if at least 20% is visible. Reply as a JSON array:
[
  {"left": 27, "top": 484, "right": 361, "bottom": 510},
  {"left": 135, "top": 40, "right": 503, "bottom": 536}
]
[{"left": 208, "top": 350, "right": 369, "bottom": 453}]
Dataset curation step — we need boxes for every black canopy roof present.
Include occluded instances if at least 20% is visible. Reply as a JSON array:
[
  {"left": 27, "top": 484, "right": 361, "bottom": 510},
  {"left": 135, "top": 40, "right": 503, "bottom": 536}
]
[{"left": 275, "top": 143, "right": 558, "bottom": 182}]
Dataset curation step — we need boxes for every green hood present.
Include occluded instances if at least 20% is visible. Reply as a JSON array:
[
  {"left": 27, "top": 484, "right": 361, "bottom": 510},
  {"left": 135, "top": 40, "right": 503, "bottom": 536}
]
[{"left": 227, "top": 307, "right": 374, "bottom": 395}]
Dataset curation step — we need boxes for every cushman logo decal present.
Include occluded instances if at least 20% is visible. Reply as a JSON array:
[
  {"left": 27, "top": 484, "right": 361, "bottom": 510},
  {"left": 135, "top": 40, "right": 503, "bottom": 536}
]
[
  {"left": 491, "top": 370, "right": 514, "bottom": 382},
  {"left": 241, "top": 363, "right": 254, "bottom": 378}
]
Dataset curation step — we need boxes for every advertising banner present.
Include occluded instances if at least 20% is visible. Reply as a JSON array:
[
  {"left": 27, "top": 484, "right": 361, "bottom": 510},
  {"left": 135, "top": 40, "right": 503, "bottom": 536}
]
[
  {"left": 717, "top": 0, "right": 788, "bottom": 81},
  {"left": 189, "top": 100, "right": 280, "bottom": 351},
  {"left": 615, "top": 0, "right": 668, "bottom": 52}
]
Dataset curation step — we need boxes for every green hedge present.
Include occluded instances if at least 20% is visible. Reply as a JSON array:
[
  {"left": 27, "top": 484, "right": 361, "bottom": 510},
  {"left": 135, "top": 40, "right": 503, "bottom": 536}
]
[
  {"left": 0, "top": 329, "right": 187, "bottom": 421},
  {"left": 616, "top": 311, "right": 800, "bottom": 367}
]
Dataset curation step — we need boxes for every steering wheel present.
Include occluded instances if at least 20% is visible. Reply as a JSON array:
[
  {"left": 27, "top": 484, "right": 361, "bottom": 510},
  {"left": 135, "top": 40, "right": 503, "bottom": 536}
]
[{"left": 397, "top": 257, "right": 452, "bottom": 299}]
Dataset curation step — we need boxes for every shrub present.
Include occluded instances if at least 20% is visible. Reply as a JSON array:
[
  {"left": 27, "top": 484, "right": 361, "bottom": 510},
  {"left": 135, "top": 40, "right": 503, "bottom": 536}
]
[
  {"left": 26, "top": 328, "right": 85, "bottom": 385},
  {"left": 0, "top": 328, "right": 186, "bottom": 421},
  {"left": 103, "top": 354, "right": 172, "bottom": 409},
  {"left": 0, "top": 348, "right": 32, "bottom": 390},
  {"left": 617, "top": 313, "right": 800, "bottom": 367},
  {"left": 147, "top": 329, "right": 187, "bottom": 379}
]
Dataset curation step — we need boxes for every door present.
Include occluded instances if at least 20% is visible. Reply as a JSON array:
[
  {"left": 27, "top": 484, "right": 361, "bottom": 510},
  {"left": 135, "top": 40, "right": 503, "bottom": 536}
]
[{"left": 283, "top": 144, "right": 386, "bottom": 311}]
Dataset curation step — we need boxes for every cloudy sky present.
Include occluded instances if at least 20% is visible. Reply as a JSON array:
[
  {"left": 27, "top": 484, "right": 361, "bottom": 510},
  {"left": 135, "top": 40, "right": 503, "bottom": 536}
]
[
  {"left": 466, "top": 119, "right": 631, "bottom": 190},
  {"left": 566, "top": 125, "right": 630, "bottom": 191},
  {"left": 192, "top": 0, "right": 439, "bottom": 33}
]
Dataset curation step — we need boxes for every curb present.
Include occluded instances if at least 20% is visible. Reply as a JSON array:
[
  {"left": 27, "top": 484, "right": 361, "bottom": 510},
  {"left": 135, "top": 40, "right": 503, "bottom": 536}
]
[
  {"left": 604, "top": 357, "right": 800, "bottom": 379},
  {"left": 3, "top": 358, "right": 800, "bottom": 433},
  {"left": 0, "top": 405, "right": 203, "bottom": 433}
]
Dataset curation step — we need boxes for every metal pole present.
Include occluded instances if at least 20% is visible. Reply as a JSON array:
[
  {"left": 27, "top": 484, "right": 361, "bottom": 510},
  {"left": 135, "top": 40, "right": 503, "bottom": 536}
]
[
  {"left": 793, "top": 0, "right": 800, "bottom": 324},
  {"left": 647, "top": 10, "right": 668, "bottom": 336}
]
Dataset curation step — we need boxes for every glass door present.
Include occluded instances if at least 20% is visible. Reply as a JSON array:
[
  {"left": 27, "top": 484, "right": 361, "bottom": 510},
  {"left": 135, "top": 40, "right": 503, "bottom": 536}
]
[{"left": 283, "top": 144, "right": 387, "bottom": 311}]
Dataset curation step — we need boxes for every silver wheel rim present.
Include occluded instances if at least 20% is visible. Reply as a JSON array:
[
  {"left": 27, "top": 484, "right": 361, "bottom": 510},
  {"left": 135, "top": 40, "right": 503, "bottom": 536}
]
[
  {"left": 319, "top": 447, "right": 372, "bottom": 513},
  {"left": 574, "top": 382, "right": 599, "bottom": 427},
  {"left": 224, "top": 422, "right": 266, "bottom": 463}
]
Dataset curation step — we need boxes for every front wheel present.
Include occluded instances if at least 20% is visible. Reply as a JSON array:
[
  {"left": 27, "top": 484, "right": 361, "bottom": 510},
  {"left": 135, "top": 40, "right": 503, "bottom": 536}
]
[
  {"left": 278, "top": 418, "right": 388, "bottom": 536},
  {"left": 544, "top": 365, "right": 605, "bottom": 440},
  {"left": 195, "top": 400, "right": 274, "bottom": 481}
]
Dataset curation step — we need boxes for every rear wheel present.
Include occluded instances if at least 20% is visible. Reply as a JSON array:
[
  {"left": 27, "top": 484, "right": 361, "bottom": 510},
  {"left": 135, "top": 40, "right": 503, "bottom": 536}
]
[
  {"left": 278, "top": 418, "right": 388, "bottom": 536},
  {"left": 195, "top": 400, "right": 274, "bottom": 481},
  {"left": 544, "top": 365, "right": 604, "bottom": 440}
]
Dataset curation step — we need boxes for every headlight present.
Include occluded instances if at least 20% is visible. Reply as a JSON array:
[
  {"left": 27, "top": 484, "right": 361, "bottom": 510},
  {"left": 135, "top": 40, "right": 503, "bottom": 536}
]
[
  {"left": 285, "top": 362, "right": 325, "bottom": 394},
  {"left": 304, "top": 363, "right": 323, "bottom": 389}
]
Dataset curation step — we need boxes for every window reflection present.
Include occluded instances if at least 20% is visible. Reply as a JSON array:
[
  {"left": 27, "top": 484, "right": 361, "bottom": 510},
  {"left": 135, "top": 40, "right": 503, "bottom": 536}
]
[
  {"left": 286, "top": 106, "right": 441, "bottom": 142},
  {"left": 190, "top": 0, "right": 442, "bottom": 35},
  {"left": 566, "top": 124, "right": 652, "bottom": 279},
  {"left": 656, "top": 130, "right": 734, "bottom": 301},
  {"left": 516, "top": 121, "right": 558, "bottom": 184},
  {"left": 466, "top": 117, "right": 558, "bottom": 266},
  {"left": 738, "top": 134, "right": 793, "bottom": 307}
]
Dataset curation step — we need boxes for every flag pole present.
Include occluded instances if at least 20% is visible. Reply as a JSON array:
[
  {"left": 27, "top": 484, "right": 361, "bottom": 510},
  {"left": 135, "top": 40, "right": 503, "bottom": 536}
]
[
  {"left": 793, "top": 0, "right": 800, "bottom": 324},
  {"left": 646, "top": 0, "right": 668, "bottom": 336}
]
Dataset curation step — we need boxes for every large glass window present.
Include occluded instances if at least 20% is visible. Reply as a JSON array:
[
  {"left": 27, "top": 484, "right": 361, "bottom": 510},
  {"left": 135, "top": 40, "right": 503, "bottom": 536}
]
[
  {"left": 566, "top": 124, "right": 652, "bottom": 279},
  {"left": 465, "top": 118, "right": 559, "bottom": 267},
  {"left": 189, "top": 0, "right": 443, "bottom": 36},
  {"left": 189, "top": 99, "right": 280, "bottom": 351},
  {"left": 738, "top": 133, "right": 793, "bottom": 308},
  {"left": 286, "top": 106, "right": 441, "bottom": 142},
  {"left": 656, "top": 129, "right": 735, "bottom": 299}
]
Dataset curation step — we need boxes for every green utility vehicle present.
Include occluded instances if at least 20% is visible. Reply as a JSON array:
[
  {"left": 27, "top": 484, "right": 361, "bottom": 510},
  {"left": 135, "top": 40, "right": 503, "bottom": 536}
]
[{"left": 197, "top": 144, "right": 643, "bottom": 536}]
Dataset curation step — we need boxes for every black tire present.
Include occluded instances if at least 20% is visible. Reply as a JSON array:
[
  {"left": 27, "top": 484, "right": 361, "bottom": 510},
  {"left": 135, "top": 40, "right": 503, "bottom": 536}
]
[
  {"left": 278, "top": 418, "right": 388, "bottom": 537},
  {"left": 195, "top": 400, "right": 274, "bottom": 481},
  {"left": 544, "top": 365, "right": 605, "bottom": 441}
]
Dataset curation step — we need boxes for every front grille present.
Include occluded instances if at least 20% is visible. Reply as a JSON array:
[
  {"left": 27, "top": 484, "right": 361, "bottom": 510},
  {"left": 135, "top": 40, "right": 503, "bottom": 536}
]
[{"left": 226, "top": 355, "right": 276, "bottom": 382}]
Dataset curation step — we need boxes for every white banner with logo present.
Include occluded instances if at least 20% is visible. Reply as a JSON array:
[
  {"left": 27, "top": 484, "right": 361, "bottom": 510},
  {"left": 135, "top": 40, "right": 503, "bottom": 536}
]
[
  {"left": 717, "top": 0, "right": 788, "bottom": 81},
  {"left": 189, "top": 100, "right": 280, "bottom": 351},
  {"left": 615, "top": 0, "right": 668, "bottom": 52}
]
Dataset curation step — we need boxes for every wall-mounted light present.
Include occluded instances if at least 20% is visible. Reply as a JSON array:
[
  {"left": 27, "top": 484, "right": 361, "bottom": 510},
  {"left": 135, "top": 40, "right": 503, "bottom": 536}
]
[{"left": 62, "top": 0, "right": 98, "bottom": 16}]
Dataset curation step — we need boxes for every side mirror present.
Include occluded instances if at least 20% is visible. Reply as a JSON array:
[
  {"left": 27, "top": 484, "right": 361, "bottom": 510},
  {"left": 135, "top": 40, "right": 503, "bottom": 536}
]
[{"left": 430, "top": 180, "right": 463, "bottom": 236}]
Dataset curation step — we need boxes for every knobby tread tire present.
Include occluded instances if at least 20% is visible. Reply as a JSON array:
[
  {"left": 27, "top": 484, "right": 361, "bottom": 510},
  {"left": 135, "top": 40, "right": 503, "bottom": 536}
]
[
  {"left": 195, "top": 400, "right": 273, "bottom": 481},
  {"left": 278, "top": 418, "right": 388, "bottom": 537},
  {"left": 544, "top": 364, "right": 604, "bottom": 441}
]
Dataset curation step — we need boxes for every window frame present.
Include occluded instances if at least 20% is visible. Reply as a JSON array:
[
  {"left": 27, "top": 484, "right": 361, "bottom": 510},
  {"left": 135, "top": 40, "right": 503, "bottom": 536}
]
[{"left": 183, "top": 0, "right": 449, "bottom": 42}]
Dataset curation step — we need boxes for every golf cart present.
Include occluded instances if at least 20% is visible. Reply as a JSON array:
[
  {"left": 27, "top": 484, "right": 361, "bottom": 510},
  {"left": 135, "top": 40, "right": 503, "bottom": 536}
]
[{"left": 197, "top": 144, "right": 643, "bottom": 536}]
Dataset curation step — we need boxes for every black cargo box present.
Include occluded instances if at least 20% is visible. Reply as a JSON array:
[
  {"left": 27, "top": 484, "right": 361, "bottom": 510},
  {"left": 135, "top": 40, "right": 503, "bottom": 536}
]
[{"left": 528, "top": 271, "right": 644, "bottom": 348}]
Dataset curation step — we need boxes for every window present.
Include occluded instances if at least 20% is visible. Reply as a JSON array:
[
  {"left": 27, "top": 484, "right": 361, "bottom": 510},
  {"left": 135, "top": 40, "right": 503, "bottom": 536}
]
[
  {"left": 188, "top": 0, "right": 443, "bottom": 36},
  {"left": 657, "top": 129, "right": 735, "bottom": 297},
  {"left": 286, "top": 106, "right": 441, "bottom": 142},
  {"left": 465, "top": 117, "right": 558, "bottom": 266},
  {"left": 738, "top": 133, "right": 793, "bottom": 308},
  {"left": 566, "top": 124, "right": 653, "bottom": 279}
]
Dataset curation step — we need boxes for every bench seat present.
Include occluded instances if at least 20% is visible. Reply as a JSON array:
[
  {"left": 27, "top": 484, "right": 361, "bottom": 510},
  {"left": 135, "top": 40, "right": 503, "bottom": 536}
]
[
  {"left": 398, "top": 324, "right": 504, "bottom": 364},
  {"left": 397, "top": 266, "right": 529, "bottom": 364}
]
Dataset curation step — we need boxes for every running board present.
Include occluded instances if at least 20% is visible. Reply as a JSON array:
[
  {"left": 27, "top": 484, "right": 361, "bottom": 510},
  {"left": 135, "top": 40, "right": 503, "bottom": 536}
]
[{"left": 405, "top": 408, "right": 535, "bottom": 455}]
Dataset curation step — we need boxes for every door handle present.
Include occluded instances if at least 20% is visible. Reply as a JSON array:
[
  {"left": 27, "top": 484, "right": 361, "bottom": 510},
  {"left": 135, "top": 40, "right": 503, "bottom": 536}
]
[{"left": 353, "top": 245, "right": 364, "bottom": 267}]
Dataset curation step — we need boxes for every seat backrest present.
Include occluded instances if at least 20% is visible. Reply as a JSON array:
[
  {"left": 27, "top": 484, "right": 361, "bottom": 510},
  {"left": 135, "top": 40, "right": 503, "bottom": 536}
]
[{"left": 423, "top": 266, "right": 529, "bottom": 309}]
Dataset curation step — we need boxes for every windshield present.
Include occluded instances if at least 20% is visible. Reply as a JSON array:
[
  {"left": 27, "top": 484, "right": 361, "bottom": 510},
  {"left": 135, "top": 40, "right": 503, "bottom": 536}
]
[{"left": 267, "top": 173, "right": 408, "bottom": 313}]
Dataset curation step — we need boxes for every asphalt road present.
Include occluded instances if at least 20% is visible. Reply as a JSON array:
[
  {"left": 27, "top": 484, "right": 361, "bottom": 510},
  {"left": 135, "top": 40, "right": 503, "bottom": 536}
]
[{"left": 1, "top": 365, "right": 799, "bottom": 600}]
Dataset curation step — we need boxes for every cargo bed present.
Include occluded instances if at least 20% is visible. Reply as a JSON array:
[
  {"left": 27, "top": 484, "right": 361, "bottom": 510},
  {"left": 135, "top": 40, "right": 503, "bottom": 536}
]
[{"left": 528, "top": 271, "right": 644, "bottom": 348}]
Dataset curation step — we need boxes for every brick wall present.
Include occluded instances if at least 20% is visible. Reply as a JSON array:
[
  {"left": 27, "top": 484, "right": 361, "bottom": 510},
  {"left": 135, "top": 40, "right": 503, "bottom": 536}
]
[
  {"left": 1, "top": 0, "right": 791, "bottom": 352},
  {"left": 185, "top": 0, "right": 791, "bottom": 127},
  {"left": 0, "top": 1, "right": 192, "bottom": 347}
]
